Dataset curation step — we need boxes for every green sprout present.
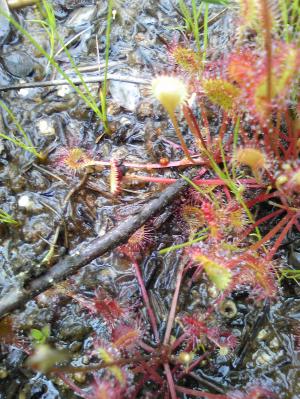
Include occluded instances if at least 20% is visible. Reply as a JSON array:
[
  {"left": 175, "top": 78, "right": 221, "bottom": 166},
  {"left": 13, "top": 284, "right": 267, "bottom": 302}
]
[
  {"left": 0, "top": 100, "right": 44, "bottom": 159},
  {"left": 178, "top": 0, "right": 229, "bottom": 60},
  {"left": 30, "top": 324, "right": 51, "bottom": 345},
  {"left": 0, "top": 208, "right": 18, "bottom": 225}
]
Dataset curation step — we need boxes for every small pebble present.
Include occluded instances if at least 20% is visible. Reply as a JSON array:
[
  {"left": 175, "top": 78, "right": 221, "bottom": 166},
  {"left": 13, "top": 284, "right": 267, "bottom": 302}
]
[
  {"left": 73, "top": 372, "right": 86, "bottom": 384},
  {"left": 18, "top": 195, "right": 34, "bottom": 211},
  {"left": 207, "top": 285, "right": 218, "bottom": 299},
  {"left": 37, "top": 119, "right": 56, "bottom": 136},
  {"left": 0, "top": 367, "right": 8, "bottom": 379},
  {"left": 269, "top": 337, "right": 280, "bottom": 349},
  {"left": 255, "top": 351, "right": 273, "bottom": 366},
  {"left": 257, "top": 329, "right": 268, "bottom": 341},
  {"left": 57, "top": 85, "right": 72, "bottom": 97}
]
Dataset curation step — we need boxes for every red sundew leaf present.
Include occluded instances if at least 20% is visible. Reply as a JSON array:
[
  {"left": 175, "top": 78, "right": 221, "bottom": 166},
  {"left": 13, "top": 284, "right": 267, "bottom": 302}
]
[
  {"left": 228, "top": 43, "right": 300, "bottom": 119},
  {"left": 227, "top": 51, "right": 258, "bottom": 84},
  {"left": 230, "top": 253, "right": 279, "bottom": 300},
  {"left": 202, "top": 79, "right": 241, "bottom": 112},
  {"left": 54, "top": 147, "right": 92, "bottom": 172},
  {"left": 181, "top": 315, "right": 208, "bottom": 337},
  {"left": 112, "top": 324, "right": 141, "bottom": 350},
  {"left": 72, "top": 289, "right": 128, "bottom": 327},
  {"left": 118, "top": 225, "right": 154, "bottom": 257},
  {"left": 110, "top": 159, "right": 123, "bottom": 195}
]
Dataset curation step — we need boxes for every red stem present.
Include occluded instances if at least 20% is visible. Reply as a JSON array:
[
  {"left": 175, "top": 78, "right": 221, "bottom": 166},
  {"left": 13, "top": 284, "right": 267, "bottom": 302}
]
[
  {"left": 175, "top": 385, "right": 228, "bottom": 399},
  {"left": 125, "top": 175, "right": 263, "bottom": 187},
  {"left": 130, "top": 257, "right": 160, "bottom": 342},
  {"left": 176, "top": 352, "right": 211, "bottom": 380},
  {"left": 164, "top": 363, "right": 178, "bottom": 399},
  {"left": 163, "top": 261, "right": 186, "bottom": 346},
  {"left": 246, "top": 191, "right": 279, "bottom": 208},
  {"left": 198, "top": 100, "right": 211, "bottom": 147},
  {"left": 267, "top": 213, "right": 297, "bottom": 260},
  {"left": 171, "top": 332, "right": 189, "bottom": 351},
  {"left": 89, "top": 158, "right": 206, "bottom": 171},
  {"left": 183, "top": 104, "right": 208, "bottom": 150},
  {"left": 248, "top": 212, "right": 292, "bottom": 251},
  {"left": 240, "top": 208, "right": 285, "bottom": 241}
]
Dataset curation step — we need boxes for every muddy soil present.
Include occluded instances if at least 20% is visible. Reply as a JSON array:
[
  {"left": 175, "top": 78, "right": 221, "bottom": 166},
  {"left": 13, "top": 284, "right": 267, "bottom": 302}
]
[{"left": 0, "top": 1, "right": 299, "bottom": 398}]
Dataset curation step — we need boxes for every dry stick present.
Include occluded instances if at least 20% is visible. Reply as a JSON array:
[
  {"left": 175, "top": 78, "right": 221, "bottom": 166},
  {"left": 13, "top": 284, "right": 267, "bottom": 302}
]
[
  {"left": 41, "top": 172, "right": 89, "bottom": 265},
  {"left": 0, "top": 176, "right": 191, "bottom": 319},
  {"left": 0, "top": 74, "right": 150, "bottom": 91}
]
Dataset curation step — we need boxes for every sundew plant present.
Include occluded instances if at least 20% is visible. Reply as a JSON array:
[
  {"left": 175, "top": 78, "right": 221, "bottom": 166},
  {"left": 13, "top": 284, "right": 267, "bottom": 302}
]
[{"left": 0, "top": 0, "right": 299, "bottom": 398}]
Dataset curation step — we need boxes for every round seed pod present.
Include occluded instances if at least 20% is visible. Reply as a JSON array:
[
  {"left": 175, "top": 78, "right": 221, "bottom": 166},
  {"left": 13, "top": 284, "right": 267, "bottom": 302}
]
[{"left": 219, "top": 299, "right": 237, "bottom": 319}]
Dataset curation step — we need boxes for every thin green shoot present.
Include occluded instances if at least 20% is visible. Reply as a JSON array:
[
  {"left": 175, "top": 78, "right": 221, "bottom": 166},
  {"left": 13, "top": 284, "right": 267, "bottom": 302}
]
[
  {"left": 0, "top": 209, "right": 18, "bottom": 225},
  {"left": 191, "top": 0, "right": 203, "bottom": 54},
  {"left": 278, "top": 0, "right": 290, "bottom": 42},
  {"left": 37, "top": 0, "right": 57, "bottom": 62},
  {"left": 279, "top": 268, "right": 300, "bottom": 285},
  {"left": 202, "top": 3, "right": 209, "bottom": 62},
  {"left": 278, "top": 0, "right": 300, "bottom": 43},
  {"left": 99, "top": 0, "right": 113, "bottom": 133},
  {"left": 217, "top": 139, "right": 262, "bottom": 241},
  {"left": 0, "top": 100, "right": 43, "bottom": 159},
  {"left": 159, "top": 233, "right": 208, "bottom": 255},
  {"left": 231, "top": 116, "right": 240, "bottom": 180},
  {"left": 178, "top": 0, "right": 203, "bottom": 53},
  {"left": 193, "top": 227, "right": 209, "bottom": 237}
]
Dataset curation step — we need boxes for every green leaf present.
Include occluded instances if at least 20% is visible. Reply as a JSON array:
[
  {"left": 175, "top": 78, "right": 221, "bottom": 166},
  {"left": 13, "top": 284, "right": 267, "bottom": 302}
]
[
  {"left": 201, "top": 0, "right": 229, "bottom": 4},
  {"left": 30, "top": 329, "right": 45, "bottom": 343}
]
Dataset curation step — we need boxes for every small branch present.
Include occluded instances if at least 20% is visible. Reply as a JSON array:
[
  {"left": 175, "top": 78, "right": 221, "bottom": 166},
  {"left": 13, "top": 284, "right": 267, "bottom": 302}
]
[
  {"left": 41, "top": 172, "right": 88, "bottom": 265},
  {"left": 0, "top": 74, "right": 150, "bottom": 91},
  {"left": 0, "top": 175, "right": 191, "bottom": 319}
]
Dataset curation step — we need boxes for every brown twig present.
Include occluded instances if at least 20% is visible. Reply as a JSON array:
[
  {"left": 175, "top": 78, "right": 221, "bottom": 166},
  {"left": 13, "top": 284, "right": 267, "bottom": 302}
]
[
  {"left": 0, "top": 74, "right": 150, "bottom": 91},
  {"left": 0, "top": 175, "right": 191, "bottom": 319},
  {"left": 41, "top": 172, "right": 89, "bottom": 265}
]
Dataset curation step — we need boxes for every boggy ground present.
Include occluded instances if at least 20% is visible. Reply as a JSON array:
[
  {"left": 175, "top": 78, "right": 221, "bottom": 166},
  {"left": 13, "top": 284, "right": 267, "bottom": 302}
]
[{"left": 0, "top": 1, "right": 299, "bottom": 398}]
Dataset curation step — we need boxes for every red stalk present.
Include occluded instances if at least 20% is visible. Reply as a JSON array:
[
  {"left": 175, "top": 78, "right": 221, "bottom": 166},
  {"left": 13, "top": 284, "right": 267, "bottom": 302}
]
[
  {"left": 130, "top": 257, "right": 160, "bottom": 342},
  {"left": 175, "top": 385, "right": 228, "bottom": 399},
  {"left": 125, "top": 175, "right": 264, "bottom": 187},
  {"left": 198, "top": 100, "right": 211, "bottom": 147},
  {"left": 240, "top": 208, "right": 284, "bottom": 241},
  {"left": 267, "top": 213, "right": 297, "bottom": 260},
  {"left": 163, "top": 261, "right": 186, "bottom": 346},
  {"left": 164, "top": 363, "right": 178, "bottom": 399},
  {"left": 248, "top": 212, "right": 292, "bottom": 252},
  {"left": 87, "top": 158, "right": 206, "bottom": 171},
  {"left": 183, "top": 104, "right": 208, "bottom": 150}
]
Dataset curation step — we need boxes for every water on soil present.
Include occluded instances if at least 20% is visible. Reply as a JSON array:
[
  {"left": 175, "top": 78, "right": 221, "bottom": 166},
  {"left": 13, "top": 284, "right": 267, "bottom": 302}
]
[{"left": 0, "top": 1, "right": 299, "bottom": 398}]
